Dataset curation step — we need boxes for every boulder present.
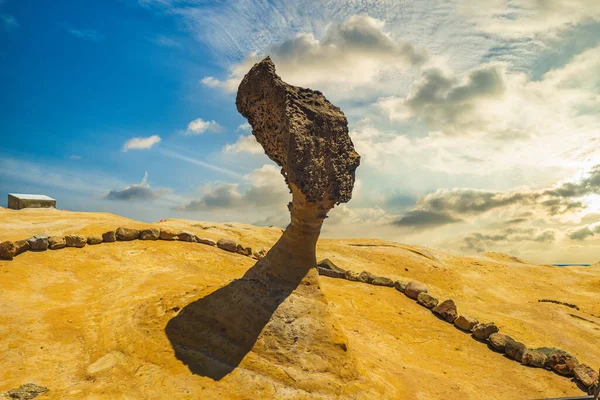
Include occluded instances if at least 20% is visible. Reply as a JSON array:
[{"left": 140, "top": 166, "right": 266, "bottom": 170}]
[
  {"left": 539, "top": 348, "right": 579, "bottom": 376},
  {"left": 65, "top": 234, "right": 87, "bottom": 248},
  {"left": 417, "top": 292, "right": 439, "bottom": 309},
  {"left": 432, "top": 299, "right": 458, "bottom": 323},
  {"left": 405, "top": 281, "right": 428, "bottom": 299},
  {"left": 159, "top": 228, "right": 179, "bottom": 241},
  {"left": 345, "top": 270, "right": 361, "bottom": 281},
  {"left": 252, "top": 248, "right": 267, "bottom": 259},
  {"left": 371, "top": 276, "right": 394, "bottom": 287},
  {"left": 521, "top": 349, "right": 547, "bottom": 368},
  {"left": 87, "top": 235, "right": 103, "bottom": 245},
  {"left": 505, "top": 338, "right": 527, "bottom": 362},
  {"left": 27, "top": 234, "right": 49, "bottom": 251},
  {"left": 394, "top": 281, "right": 407, "bottom": 293},
  {"left": 236, "top": 244, "right": 252, "bottom": 256},
  {"left": 116, "top": 227, "right": 139, "bottom": 241},
  {"left": 488, "top": 333, "right": 510, "bottom": 352},
  {"left": 139, "top": 228, "right": 160, "bottom": 240},
  {"left": 102, "top": 231, "right": 116, "bottom": 243},
  {"left": 178, "top": 231, "right": 196, "bottom": 242},
  {"left": 48, "top": 236, "right": 66, "bottom": 250},
  {"left": 472, "top": 322, "right": 499, "bottom": 340},
  {"left": 197, "top": 237, "right": 217, "bottom": 246},
  {"left": 573, "top": 364, "right": 599, "bottom": 388},
  {"left": 217, "top": 238, "right": 237, "bottom": 252},
  {"left": 317, "top": 259, "right": 345, "bottom": 273},
  {"left": 14, "top": 240, "right": 30, "bottom": 256},
  {"left": 358, "top": 271, "right": 376, "bottom": 283},
  {"left": 317, "top": 267, "right": 346, "bottom": 279},
  {"left": 0, "top": 241, "right": 16, "bottom": 260},
  {"left": 454, "top": 314, "right": 479, "bottom": 332}
]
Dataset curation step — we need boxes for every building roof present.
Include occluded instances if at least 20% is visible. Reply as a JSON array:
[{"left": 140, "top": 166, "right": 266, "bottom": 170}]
[{"left": 8, "top": 193, "right": 56, "bottom": 201}]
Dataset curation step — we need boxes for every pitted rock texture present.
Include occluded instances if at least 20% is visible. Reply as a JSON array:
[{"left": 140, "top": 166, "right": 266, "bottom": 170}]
[{"left": 236, "top": 57, "right": 360, "bottom": 205}]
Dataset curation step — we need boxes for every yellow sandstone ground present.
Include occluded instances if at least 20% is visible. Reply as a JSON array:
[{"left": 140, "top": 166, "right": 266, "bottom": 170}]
[{"left": 1, "top": 208, "right": 599, "bottom": 399}]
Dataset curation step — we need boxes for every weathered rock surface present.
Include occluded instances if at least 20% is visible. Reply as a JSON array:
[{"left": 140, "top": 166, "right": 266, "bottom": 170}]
[
  {"left": 317, "top": 259, "right": 345, "bottom": 273},
  {"left": 65, "top": 234, "right": 87, "bottom": 248},
  {"left": 102, "top": 231, "right": 116, "bottom": 242},
  {"left": 48, "top": 236, "right": 66, "bottom": 250},
  {"left": 538, "top": 348, "right": 579, "bottom": 376},
  {"left": 522, "top": 349, "right": 547, "bottom": 368},
  {"left": 159, "top": 228, "right": 178, "bottom": 241},
  {"left": 116, "top": 227, "right": 139, "bottom": 241},
  {"left": 4, "top": 383, "right": 48, "bottom": 399},
  {"left": 505, "top": 338, "right": 527, "bottom": 362},
  {"left": 217, "top": 238, "right": 237, "bottom": 252},
  {"left": 87, "top": 235, "right": 103, "bottom": 245},
  {"left": 394, "top": 281, "right": 407, "bottom": 293},
  {"left": 454, "top": 314, "right": 479, "bottom": 332},
  {"left": 371, "top": 276, "right": 395, "bottom": 287},
  {"left": 488, "top": 333, "right": 510, "bottom": 352},
  {"left": 345, "top": 270, "right": 361, "bottom": 281},
  {"left": 573, "top": 364, "right": 599, "bottom": 388},
  {"left": 417, "top": 292, "right": 439, "bottom": 309},
  {"left": 317, "top": 267, "right": 346, "bottom": 279},
  {"left": 139, "top": 228, "right": 159, "bottom": 241},
  {"left": 472, "top": 322, "right": 499, "bottom": 340},
  {"left": 358, "top": 271, "right": 376, "bottom": 283},
  {"left": 14, "top": 240, "right": 30, "bottom": 256},
  {"left": 432, "top": 299, "right": 458, "bottom": 323},
  {"left": 0, "top": 241, "right": 16, "bottom": 260},
  {"left": 197, "top": 237, "right": 217, "bottom": 246},
  {"left": 178, "top": 231, "right": 196, "bottom": 242},
  {"left": 405, "top": 281, "right": 427, "bottom": 299},
  {"left": 252, "top": 247, "right": 266, "bottom": 259},
  {"left": 236, "top": 244, "right": 252, "bottom": 256},
  {"left": 27, "top": 234, "right": 48, "bottom": 251}
]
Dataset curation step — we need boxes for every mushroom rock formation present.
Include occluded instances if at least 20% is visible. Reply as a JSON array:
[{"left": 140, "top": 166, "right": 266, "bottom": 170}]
[{"left": 166, "top": 58, "right": 379, "bottom": 398}]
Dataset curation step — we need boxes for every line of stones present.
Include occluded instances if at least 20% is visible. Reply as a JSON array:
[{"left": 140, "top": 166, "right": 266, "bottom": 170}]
[
  {"left": 0, "top": 227, "right": 267, "bottom": 261},
  {"left": 316, "top": 259, "right": 600, "bottom": 396}
]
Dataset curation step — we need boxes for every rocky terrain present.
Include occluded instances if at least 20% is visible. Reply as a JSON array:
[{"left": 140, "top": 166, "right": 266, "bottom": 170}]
[{"left": 1, "top": 207, "right": 599, "bottom": 399}]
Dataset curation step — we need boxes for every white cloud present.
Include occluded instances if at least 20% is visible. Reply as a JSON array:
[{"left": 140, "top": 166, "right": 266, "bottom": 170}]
[
  {"left": 223, "top": 135, "right": 263, "bottom": 154},
  {"left": 152, "top": 35, "right": 181, "bottom": 48},
  {"left": 184, "top": 118, "right": 222, "bottom": 135},
  {"left": 200, "top": 76, "right": 221, "bottom": 88},
  {"left": 236, "top": 123, "right": 251, "bottom": 132},
  {"left": 105, "top": 172, "right": 172, "bottom": 201},
  {"left": 122, "top": 135, "right": 161, "bottom": 151},
  {"left": 67, "top": 28, "right": 103, "bottom": 41},
  {"left": 69, "top": 155, "right": 82, "bottom": 160}
]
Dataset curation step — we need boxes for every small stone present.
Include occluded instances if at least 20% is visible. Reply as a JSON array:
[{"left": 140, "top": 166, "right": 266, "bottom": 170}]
[
  {"left": 542, "top": 349, "right": 579, "bottom": 376},
  {"left": 178, "top": 231, "right": 196, "bottom": 242},
  {"left": 197, "top": 237, "right": 217, "bottom": 246},
  {"left": 317, "top": 258, "right": 345, "bottom": 272},
  {"left": 573, "top": 364, "right": 599, "bottom": 388},
  {"left": 102, "top": 231, "right": 116, "bottom": 242},
  {"left": 371, "top": 276, "right": 395, "bottom": 287},
  {"left": 488, "top": 333, "right": 510, "bottom": 352},
  {"left": 116, "top": 227, "right": 139, "bottom": 241},
  {"left": 522, "top": 349, "right": 547, "bottom": 368},
  {"left": 472, "top": 322, "right": 499, "bottom": 340},
  {"left": 432, "top": 299, "right": 458, "bottom": 323},
  {"left": 217, "top": 238, "right": 237, "bottom": 252},
  {"left": 139, "top": 228, "right": 160, "bottom": 240},
  {"left": 345, "top": 270, "right": 361, "bottom": 281},
  {"left": 454, "top": 314, "right": 479, "bottom": 332},
  {"left": 253, "top": 248, "right": 267, "bottom": 259},
  {"left": 317, "top": 267, "right": 346, "bottom": 279},
  {"left": 65, "top": 234, "right": 87, "bottom": 248},
  {"left": 236, "top": 244, "right": 252, "bottom": 256},
  {"left": 5, "top": 383, "right": 49, "bottom": 400},
  {"left": 505, "top": 338, "right": 527, "bottom": 362},
  {"left": 159, "top": 228, "right": 178, "bottom": 241},
  {"left": 14, "top": 240, "right": 30, "bottom": 256},
  {"left": 0, "top": 241, "right": 16, "bottom": 260},
  {"left": 27, "top": 234, "right": 49, "bottom": 251},
  {"left": 358, "top": 271, "right": 376, "bottom": 283},
  {"left": 48, "top": 236, "right": 66, "bottom": 250},
  {"left": 405, "top": 281, "right": 428, "bottom": 299},
  {"left": 417, "top": 292, "right": 439, "bottom": 309},
  {"left": 394, "top": 281, "right": 407, "bottom": 293},
  {"left": 87, "top": 235, "right": 103, "bottom": 245}
]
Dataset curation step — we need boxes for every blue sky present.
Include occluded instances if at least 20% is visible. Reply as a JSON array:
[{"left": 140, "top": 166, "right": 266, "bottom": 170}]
[{"left": 1, "top": 0, "right": 600, "bottom": 263}]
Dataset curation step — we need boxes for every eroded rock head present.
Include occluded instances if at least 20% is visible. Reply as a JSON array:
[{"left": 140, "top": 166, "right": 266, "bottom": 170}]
[{"left": 236, "top": 57, "right": 360, "bottom": 206}]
